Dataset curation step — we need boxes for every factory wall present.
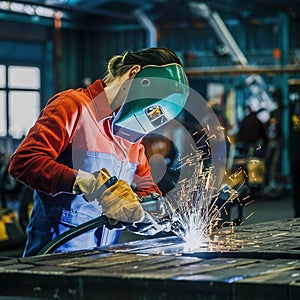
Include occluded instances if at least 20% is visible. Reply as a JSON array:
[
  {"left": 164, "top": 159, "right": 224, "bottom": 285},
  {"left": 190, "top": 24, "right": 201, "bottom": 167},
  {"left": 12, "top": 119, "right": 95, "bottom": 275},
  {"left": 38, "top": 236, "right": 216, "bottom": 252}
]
[{"left": 82, "top": 28, "right": 146, "bottom": 86}]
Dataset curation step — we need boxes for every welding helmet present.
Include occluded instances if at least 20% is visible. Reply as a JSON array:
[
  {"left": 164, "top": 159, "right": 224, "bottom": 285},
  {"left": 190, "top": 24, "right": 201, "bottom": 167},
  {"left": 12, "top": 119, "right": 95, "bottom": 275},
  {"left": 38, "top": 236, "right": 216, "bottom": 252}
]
[{"left": 112, "top": 63, "right": 189, "bottom": 143}]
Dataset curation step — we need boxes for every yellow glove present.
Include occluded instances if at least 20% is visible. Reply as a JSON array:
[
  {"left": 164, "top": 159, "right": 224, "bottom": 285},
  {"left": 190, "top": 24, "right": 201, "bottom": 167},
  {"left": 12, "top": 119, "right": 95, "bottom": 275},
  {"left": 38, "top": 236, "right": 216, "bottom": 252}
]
[
  {"left": 97, "top": 168, "right": 145, "bottom": 223},
  {"left": 73, "top": 168, "right": 144, "bottom": 223},
  {"left": 73, "top": 169, "right": 97, "bottom": 197}
]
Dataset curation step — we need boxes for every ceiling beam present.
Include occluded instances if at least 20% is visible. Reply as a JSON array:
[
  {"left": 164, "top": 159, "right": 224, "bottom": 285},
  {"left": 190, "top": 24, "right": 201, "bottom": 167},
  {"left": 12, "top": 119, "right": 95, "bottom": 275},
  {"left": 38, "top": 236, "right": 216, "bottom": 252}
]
[
  {"left": 185, "top": 64, "right": 300, "bottom": 76},
  {"left": 9, "top": 0, "right": 135, "bottom": 20}
]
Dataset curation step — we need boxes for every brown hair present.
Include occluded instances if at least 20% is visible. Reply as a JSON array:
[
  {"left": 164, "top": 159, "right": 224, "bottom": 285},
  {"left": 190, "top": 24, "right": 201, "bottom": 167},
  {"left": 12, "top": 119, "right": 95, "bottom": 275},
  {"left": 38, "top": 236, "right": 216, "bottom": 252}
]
[{"left": 103, "top": 47, "right": 183, "bottom": 84}]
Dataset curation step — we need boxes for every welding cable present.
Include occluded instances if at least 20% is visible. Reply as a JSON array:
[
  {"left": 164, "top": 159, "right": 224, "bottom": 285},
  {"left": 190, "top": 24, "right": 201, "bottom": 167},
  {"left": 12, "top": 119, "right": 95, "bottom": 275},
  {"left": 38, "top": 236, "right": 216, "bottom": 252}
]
[
  {"left": 38, "top": 215, "right": 109, "bottom": 255},
  {"left": 38, "top": 175, "right": 119, "bottom": 256}
]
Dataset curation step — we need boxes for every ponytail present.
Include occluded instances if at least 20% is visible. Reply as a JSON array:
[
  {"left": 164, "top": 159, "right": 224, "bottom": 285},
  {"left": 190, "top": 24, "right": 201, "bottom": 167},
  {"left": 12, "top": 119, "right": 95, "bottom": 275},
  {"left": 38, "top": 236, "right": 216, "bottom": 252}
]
[{"left": 103, "top": 47, "right": 183, "bottom": 84}]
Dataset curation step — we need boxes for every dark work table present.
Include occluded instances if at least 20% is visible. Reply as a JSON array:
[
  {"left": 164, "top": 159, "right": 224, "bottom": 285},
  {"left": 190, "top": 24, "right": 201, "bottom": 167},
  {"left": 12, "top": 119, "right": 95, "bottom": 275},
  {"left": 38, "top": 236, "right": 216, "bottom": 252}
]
[{"left": 0, "top": 218, "right": 300, "bottom": 299}]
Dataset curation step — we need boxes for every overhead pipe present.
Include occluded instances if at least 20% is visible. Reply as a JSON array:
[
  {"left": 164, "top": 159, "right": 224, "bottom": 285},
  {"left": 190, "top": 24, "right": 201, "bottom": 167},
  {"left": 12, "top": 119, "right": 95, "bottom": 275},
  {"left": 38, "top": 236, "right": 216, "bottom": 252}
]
[
  {"left": 189, "top": 2, "right": 248, "bottom": 66},
  {"left": 134, "top": 9, "right": 157, "bottom": 48}
]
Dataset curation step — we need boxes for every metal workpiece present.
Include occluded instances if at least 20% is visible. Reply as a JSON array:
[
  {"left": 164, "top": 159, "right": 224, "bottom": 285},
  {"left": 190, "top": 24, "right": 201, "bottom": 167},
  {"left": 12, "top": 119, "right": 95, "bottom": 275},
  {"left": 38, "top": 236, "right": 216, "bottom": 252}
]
[
  {"left": 0, "top": 218, "right": 300, "bottom": 299},
  {"left": 100, "top": 217, "right": 300, "bottom": 259}
]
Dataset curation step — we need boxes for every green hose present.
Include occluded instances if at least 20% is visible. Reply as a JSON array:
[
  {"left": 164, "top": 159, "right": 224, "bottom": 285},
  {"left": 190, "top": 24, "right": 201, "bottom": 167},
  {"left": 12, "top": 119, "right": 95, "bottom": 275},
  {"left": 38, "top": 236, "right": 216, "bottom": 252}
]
[
  {"left": 38, "top": 175, "right": 118, "bottom": 256},
  {"left": 38, "top": 215, "right": 109, "bottom": 255}
]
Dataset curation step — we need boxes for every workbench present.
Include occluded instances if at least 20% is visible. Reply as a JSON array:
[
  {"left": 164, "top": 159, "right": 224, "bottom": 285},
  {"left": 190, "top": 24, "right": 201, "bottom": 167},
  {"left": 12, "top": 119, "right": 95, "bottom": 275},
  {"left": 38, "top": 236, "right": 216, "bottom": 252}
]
[{"left": 0, "top": 218, "right": 300, "bottom": 299}]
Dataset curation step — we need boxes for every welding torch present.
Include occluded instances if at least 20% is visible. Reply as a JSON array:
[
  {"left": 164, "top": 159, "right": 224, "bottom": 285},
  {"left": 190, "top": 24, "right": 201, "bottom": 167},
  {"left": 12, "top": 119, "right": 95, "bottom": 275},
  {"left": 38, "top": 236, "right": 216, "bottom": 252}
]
[{"left": 38, "top": 172, "right": 184, "bottom": 255}]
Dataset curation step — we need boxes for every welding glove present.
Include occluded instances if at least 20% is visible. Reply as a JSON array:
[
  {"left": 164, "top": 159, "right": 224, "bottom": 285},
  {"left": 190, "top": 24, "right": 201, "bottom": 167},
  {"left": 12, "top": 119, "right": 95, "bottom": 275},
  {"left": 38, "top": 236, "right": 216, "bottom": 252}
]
[
  {"left": 73, "top": 168, "right": 145, "bottom": 223},
  {"left": 72, "top": 169, "right": 99, "bottom": 199}
]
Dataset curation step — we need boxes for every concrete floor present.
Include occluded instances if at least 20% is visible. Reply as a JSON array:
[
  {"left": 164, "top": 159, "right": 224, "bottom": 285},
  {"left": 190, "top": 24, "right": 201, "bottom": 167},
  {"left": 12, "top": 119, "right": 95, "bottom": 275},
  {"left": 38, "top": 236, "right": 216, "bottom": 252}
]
[{"left": 238, "top": 188, "right": 294, "bottom": 225}]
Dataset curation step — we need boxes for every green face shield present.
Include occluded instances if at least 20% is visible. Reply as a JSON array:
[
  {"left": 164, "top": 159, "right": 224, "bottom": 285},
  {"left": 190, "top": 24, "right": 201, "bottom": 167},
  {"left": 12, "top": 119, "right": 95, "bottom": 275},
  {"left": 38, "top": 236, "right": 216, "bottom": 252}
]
[{"left": 112, "top": 63, "right": 189, "bottom": 143}]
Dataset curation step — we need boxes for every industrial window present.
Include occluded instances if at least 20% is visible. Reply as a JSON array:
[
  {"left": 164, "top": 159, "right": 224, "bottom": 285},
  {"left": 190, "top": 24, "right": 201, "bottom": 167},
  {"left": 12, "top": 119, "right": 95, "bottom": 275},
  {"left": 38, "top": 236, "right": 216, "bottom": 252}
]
[
  {"left": 0, "top": 91, "right": 6, "bottom": 137},
  {"left": 0, "top": 65, "right": 5, "bottom": 88},
  {"left": 0, "top": 65, "right": 40, "bottom": 139}
]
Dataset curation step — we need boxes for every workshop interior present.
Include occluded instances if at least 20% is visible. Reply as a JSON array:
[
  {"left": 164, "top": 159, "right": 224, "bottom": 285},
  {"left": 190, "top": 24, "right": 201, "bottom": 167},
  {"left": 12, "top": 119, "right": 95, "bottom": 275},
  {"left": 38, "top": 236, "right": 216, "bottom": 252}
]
[{"left": 0, "top": 0, "right": 300, "bottom": 299}]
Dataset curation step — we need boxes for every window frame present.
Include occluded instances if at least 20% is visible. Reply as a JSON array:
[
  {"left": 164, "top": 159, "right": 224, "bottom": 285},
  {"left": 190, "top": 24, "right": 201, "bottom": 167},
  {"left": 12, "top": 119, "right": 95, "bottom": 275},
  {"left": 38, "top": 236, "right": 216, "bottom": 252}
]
[{"left": 0, "top": 63, "right": 41, "bottom": 139}]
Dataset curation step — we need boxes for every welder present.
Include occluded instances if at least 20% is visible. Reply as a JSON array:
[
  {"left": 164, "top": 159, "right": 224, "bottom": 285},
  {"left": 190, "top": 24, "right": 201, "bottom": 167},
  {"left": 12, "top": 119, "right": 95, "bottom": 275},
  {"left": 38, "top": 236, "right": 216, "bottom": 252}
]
[{"left": 8, "top": 47, "right": 189, "bottom": 256}]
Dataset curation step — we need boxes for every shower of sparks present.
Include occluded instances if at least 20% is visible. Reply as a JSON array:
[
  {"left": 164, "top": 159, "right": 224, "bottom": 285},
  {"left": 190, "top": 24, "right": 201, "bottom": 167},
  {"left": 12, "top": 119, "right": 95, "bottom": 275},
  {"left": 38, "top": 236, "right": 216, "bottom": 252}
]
[
  {"left": 165, "top": 138, "right": 239, "bottom": 251},
  {"left": 245, "top": 212, "right": 255, "bottom": 220}
]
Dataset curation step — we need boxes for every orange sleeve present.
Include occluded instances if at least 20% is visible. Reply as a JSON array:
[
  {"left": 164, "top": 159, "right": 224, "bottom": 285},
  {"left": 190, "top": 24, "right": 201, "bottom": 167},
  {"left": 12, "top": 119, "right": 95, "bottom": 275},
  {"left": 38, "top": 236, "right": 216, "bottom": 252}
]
[
  {"left": 133, "top": 144, "right": 162, "bottom": 197},
  {"left": 8, "top": 91, "right": 82, "bottom": 195}
]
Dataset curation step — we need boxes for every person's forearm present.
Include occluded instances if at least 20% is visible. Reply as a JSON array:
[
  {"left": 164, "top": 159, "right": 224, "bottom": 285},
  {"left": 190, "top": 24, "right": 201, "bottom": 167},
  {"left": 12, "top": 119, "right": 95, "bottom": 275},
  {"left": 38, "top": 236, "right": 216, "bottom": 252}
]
[{"left": 9, "top": 150, "right": 76, "bottom": 195}]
